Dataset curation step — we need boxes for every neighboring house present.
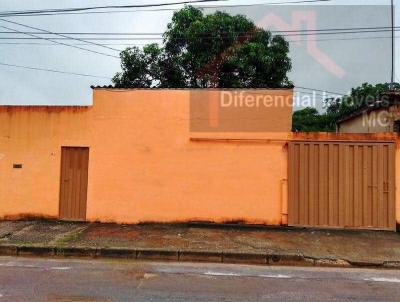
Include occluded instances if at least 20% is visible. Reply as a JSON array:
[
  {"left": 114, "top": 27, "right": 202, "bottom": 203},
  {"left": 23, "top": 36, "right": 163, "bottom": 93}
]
[{"left": 336, "top": 90, "right": 400, "bottom": 133}]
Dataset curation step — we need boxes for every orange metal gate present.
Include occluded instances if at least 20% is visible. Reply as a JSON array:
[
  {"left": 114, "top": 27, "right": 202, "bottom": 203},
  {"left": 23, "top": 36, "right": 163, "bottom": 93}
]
[
  {"left": 59, "top": 147, "right": 89, "bottom": 221},
  {"left": 288, "top": 141, "right": 396, "bottom": 230}
]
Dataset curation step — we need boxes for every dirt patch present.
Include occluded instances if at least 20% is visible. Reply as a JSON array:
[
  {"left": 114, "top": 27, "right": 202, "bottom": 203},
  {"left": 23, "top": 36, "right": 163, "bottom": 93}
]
[
  {"left": 75, "top": 224, "right": 192, "bottom": 248},
  {"left": 81, "top": 225, "right": 140, "bottom": 240},
  {"left": 5, "top": 221, "right": 87, "bottom": 246},
  {"left": 0, "top": 221, "right": 34, "bottom": 239},
  {"left": 47, "top": 294, "right": 111, "bottom": 302}
]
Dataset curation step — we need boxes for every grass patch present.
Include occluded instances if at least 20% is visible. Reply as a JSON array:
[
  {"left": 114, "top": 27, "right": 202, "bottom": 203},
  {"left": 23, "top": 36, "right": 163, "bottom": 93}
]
[{"left": 51, "top": 227, "right": 86, "bottom": 248}]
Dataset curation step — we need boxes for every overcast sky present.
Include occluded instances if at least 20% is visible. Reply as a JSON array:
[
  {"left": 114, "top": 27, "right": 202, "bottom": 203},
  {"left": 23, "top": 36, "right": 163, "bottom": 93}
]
[{"left": 0, "top": 0, "right": 398, "bottom": 109}]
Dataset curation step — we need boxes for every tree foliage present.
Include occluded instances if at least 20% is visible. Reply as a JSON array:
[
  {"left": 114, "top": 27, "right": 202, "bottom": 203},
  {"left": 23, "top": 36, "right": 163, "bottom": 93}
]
[
  {"left": 292, "top": 107, "right": 336, "bottom": 132},
  {"left": 112, "top": 6, "right": 292, "bottom": 88},
  {"left": 325, "top": 82, "right": 400, "bottom": 120},
  {"left": 292, "top": 82, "right": 400, "bottom": 132}
]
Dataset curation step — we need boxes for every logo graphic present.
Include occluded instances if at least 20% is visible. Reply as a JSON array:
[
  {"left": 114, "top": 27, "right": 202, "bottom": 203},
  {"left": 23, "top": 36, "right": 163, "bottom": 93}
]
[{"left": 257, "top": 10, "right": 346, "bottom": 78}]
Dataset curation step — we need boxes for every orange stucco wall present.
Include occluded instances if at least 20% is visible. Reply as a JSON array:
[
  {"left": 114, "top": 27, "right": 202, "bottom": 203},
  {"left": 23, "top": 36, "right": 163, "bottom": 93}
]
[
  {"left": 0, "top": 89, "right": 293, "bottom": 225},
  {"left": 2, "top": 89, "right": 400, "bottom": 228}
]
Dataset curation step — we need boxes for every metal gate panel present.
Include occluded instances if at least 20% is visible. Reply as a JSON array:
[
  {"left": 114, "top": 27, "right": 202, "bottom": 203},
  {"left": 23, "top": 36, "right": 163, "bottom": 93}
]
[
  {"left": 59, "top": 147, "right": 89, "bottom": 221},
  {"left": 288, "top": 141, "right": 395, "bottom": 230}
]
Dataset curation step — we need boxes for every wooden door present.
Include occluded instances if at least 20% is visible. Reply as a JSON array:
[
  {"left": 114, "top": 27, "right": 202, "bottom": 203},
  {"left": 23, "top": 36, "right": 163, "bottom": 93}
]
[
  {"left": 59, "top": 147, "right": 89, "bottom": 221},
  {"left": 288, "top": 141, "right": 395, "bottom": 230}
]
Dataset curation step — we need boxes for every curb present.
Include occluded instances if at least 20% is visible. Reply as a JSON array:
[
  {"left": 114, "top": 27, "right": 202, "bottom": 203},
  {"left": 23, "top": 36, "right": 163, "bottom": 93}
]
[{"left": 0, "top": 245, "right": 395, "bottom": 269}]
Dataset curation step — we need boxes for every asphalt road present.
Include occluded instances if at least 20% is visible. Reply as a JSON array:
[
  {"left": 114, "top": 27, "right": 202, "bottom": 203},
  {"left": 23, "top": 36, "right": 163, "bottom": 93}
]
[{"left": 0, "top": 257, "right": 400, "bottom": 301}]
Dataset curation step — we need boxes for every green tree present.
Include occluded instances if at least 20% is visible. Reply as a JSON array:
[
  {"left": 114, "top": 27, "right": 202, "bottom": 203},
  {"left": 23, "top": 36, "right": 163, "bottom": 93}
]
[
  {"left": 325, "top": 82, "right": 400, "bottom": 121},
  {"left": 292, "top": 82, "right": 400, "bottom": 132},
  {"left": 113, "top": 6, "right": 292, "bottom": 88},
  {"left": 292, "top": 107, "right": 336, "bottom": 132}
]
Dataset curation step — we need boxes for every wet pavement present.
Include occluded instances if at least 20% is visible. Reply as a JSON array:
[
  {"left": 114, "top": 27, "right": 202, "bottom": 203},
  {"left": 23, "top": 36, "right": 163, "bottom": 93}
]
[
  {"left": 1, "top": 220, "right": 400, "bottom": 264},
  {"left": 0, "top": 256, "right": 400, "bottom": 301}
]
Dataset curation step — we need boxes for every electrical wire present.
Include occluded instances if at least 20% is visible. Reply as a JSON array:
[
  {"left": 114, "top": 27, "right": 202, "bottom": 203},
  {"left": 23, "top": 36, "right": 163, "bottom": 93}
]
[
  {"left": 0, "top": 1, "right": 332, "bottom": 18},
  {"left": 1, "top": 28, "right": 398, "bottom": 41},
  {"left": 0, "top": 60, "right": 344, "bottom": 97},
  {"left": 0, "top": 25, "right": 398, "bottom": 36},
  {"left": 0, "top": 1, "right": 333, "bottom": 18},
  {"left": 0, "top": 61, "right": 351, "bottom": 100},
  {"left": 0, "top": 34, "right": 398, "bottom": 46},
  {"left": 0, "top": 25, "right": 120, "bottom": 59},
  {"left": 295, "top": 89, "right": 339, "bottom": 97},
  {"left": 0, "top": 0, "right": 390, "bottom": 99},
  {"left": 0, "top": 62, "right": 111, "bottom": 79},
  {"left": 295, "top": 86, "right": 345, "bottom": 95},
  {"left": 0, "top": 18, "right": 120, "bottom": 52},
  {"left": 0, "top": 0, "right": 227, "bottom": 17}
]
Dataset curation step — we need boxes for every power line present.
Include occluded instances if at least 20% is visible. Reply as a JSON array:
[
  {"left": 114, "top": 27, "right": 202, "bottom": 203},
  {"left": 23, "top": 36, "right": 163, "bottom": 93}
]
[
  {"left": 294, "top": 90, "right": 330, "bottom": 99},
  {"left": 0, "top": 25, "right": 398, "bottom": 36},
  {"left": 0, "top": 60, "right": 341, "bottom": 96},
  {"left": 294, "top": 34, "right": 399, "bottom": 43},
  {"left": 0, "top": 34, "right": 394, "bottom": 53},
  {"left": 0, "top": 62, "right": 111, "bottom": 79},
  {"left": 295, "top": 86, "right": 345, "bottom": 95},
  {"left": 0, "top": 31, "right": 163, "bottom": 36},
  {"left": 0, "top": 1, "right": 333, "bottom": 18},
  {"left": 1, "top": 28, "right": 398, "bottom": 41},
  {"left": 0, "top": 1, "right": 332, "bottom": 18},
  {"left": 0, "top": 42, "right": 146, "bottom": 47},
  {"left": 0, "top": 18, "right": 120, "bottom": 52},
  {"left": 0, "top": 34, "right": 394, "bottom": 58},
  {"left": 0, "top": 60, "right": 351, "bottom": 98},
  {"left": 269, "top": 26, "right": 400, "bottom": 34},
  {"left": 0, "top": 33, "right": 398, "bottom": 46},
  {"left": 0, "top": 25, "right": 120, "bottom": 59},
  {"left": 0, "top": 0, "right": 227, "bottom": 17},
  {"left": 295, "top": 88, "right": 342, "bottom": 97},
  {"left": 0, "top": 37, "right": 162, "bottom": 41}
]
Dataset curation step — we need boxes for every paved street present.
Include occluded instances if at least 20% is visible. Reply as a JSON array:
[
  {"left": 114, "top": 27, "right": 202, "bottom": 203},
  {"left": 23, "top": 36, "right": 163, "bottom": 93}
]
[{"left": 0, "top": 257, "right": 400, "bottom": 301}]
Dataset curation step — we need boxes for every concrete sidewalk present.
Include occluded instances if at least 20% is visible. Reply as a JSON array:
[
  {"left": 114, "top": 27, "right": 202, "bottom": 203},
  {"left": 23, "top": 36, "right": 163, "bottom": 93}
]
[{"left": 1, "top": 220, "right": 400, "bottom": 268}]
